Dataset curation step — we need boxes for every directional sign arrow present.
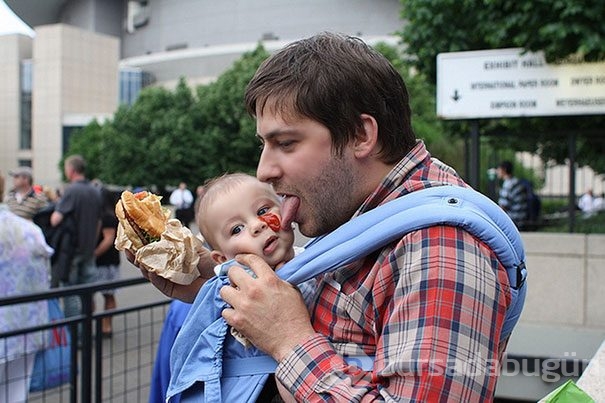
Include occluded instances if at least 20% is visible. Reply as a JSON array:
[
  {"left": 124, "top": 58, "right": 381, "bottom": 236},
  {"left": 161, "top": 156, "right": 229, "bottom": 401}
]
[{"left": 451, "top": 90, "right": 461, "bottom": 102}]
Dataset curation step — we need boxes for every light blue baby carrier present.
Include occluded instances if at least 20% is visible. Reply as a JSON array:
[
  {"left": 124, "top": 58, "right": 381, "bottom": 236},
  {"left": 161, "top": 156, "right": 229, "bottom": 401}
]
[{"left": 167, "top": 185, "right": 528, "bottom": 402}]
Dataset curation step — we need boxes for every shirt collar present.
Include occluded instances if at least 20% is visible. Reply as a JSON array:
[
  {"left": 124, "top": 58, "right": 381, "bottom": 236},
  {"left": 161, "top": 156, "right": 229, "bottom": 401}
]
[{"left": 355, "top": 140, "right": 431, "bottom": 217}]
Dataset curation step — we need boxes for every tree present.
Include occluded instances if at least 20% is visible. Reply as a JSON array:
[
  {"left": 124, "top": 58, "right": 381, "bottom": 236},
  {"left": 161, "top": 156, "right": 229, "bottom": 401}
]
[
  {"left": 398, "top": 0, "right": 605, "bottom": 175},
  {"left": 374, "top": 43, "right": 465, "bottom": 171},
  {"left": 399, "top": 0, "right": 605, "bottom": 83},
  {"left": 66, "top": 46, "right": 270, "bottom": 189},
  {"left": 195, "top": 46, "right": 269, "bottom": 178}
]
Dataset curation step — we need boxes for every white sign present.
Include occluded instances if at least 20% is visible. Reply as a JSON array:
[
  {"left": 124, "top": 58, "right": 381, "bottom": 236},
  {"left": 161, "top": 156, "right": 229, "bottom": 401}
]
[{"left": 436, "top": 48, "right": 605, "bottom": 119}]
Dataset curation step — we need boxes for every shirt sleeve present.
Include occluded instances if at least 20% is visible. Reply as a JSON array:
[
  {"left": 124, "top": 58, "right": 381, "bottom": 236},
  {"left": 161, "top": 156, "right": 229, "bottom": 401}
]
[
  {"left": 56, "top": 188, "right": 75, "bottom": 216},
  {"left": 276, "top": 226, "right": 510, "bottom": 402},
  {"left": 169, "top": 190, "right": 179, "bottom": 206}
]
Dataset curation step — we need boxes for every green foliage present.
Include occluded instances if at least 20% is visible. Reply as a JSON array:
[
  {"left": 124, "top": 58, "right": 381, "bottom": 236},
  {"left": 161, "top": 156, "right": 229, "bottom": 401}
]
[
  {"left": 66, "top": 46, "right": 270, "bottom": 189},
  {"left": 398, "top": 0, "right": 605, "bottom": 175},
  {"left": 399, "top": 0, "right": 605, "bottom": 82},
  {"left": 542, "top": 211, "right": 605, "bottom": 233},
  {"left": 374, "top": 43, "right": 466, "bottom": 172},
  {"left": 195, "top": 46, "right": 269, "bottom": 177}
]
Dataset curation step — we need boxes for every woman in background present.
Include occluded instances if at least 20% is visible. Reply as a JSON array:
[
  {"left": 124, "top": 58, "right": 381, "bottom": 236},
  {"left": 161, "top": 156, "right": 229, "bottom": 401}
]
[{"left": 0, "top": 171, "right": 52, "bottom": 403}]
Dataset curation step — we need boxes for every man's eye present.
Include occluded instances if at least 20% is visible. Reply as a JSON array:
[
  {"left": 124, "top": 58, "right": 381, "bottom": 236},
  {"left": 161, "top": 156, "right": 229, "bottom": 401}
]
[
  {"left": 257, "top": 207, "right": 269, "bottom": 216},
  {"left": 230, "top": 225, "right": 243, "bottom": 235},
  {"left": 278, "top": 140, "right": 294, "bottom": 149}
]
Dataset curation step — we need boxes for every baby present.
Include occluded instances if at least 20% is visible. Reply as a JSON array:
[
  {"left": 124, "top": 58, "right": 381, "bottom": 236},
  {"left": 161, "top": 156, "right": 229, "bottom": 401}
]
[
  {"left": 195, "top": 172, "right": 305, "bottom": 402},
  {"left": 196, "top": 172, "right": 298, "bottom": 272}
]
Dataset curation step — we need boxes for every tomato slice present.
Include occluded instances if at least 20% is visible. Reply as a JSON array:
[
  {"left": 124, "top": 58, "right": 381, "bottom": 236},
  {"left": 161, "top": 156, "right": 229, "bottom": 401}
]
[
  {"left": 134, "top": 191, "right": 148, "bottom": 200},
  {"left": 259, "top": 212, "right": 281, "bottom": 231}
]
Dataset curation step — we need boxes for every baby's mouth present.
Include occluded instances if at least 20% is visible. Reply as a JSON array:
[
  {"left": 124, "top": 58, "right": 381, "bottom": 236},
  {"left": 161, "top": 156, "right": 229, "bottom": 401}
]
[{"left": 263, "top": 235, "right": 278, "bottom": 255}]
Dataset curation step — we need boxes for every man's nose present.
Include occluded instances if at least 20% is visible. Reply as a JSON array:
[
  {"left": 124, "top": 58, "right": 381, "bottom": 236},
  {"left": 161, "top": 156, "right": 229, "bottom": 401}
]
[{"left": 256, "top": 149, "right": 280, "bottom": 184}]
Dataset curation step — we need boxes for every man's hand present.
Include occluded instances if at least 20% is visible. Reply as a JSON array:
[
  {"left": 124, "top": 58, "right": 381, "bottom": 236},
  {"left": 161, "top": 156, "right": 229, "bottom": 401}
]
[
  {"left": 220, "top": 254, "right": 316, "bottom": 361},
  {"left": 125, "top": 248, "right": 215, "bottom": 303}
]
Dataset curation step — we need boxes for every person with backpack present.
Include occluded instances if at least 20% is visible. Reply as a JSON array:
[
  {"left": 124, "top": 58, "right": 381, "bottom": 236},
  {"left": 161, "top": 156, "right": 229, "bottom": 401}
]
[{"left": 134, "top": 32, "right": 526, "bottom": 401}]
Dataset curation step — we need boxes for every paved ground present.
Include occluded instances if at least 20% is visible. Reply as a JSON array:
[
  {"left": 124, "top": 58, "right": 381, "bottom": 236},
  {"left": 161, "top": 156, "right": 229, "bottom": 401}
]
[{"left": 28, "top": 256, "right": 170, "bottom": 403}]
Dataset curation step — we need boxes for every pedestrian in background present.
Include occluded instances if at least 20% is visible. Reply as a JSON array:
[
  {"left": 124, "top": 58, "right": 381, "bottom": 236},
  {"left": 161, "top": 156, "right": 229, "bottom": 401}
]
[
  {"left": 496, "top": 160, "right": 528, "bottom": 228},
  {"left": 0, "top": 171, "right": 52, "bottom": 403},
  {"left": 169, "top": 181, "right": 194, "bottom": 227},
  {"left": 50, "top": 155, "right": 102, "bottom": 318},
  {"left": 4, "top": 166, "right": 48, "bottom": 220}
]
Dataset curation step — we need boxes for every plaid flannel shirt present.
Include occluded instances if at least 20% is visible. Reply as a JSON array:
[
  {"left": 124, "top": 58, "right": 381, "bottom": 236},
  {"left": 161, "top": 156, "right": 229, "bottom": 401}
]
[{"left": 276, "top": 141, "right": 511, "bottom": 402}]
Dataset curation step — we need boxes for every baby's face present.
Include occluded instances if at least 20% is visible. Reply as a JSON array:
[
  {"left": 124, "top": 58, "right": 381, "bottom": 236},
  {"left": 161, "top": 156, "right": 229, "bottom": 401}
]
[{"left": 206, "top": 179, "right": 295, "bottom": 268}]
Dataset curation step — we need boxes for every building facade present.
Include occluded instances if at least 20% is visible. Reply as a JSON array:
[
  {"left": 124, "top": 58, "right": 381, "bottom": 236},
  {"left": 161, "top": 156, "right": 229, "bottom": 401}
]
[
  {"left": 0, "top": 26, "right": 119, "bottom": 188},
  {"left": 2, "top": 0, "right": 402, "bottom": 187}
]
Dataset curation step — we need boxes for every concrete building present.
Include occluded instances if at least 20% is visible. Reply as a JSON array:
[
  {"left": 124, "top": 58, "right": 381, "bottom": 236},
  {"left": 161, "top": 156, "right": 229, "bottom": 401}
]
[
  {"left": 1, "top": 0, "right": 402, "bottom": 187},
  {"left": 0, "top": 25, "right": 119, "bottom": 188}
]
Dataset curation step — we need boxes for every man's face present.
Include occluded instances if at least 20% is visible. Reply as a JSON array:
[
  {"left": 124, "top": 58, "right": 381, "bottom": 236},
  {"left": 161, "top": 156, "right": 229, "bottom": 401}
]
[
  {"left": 255, "top": 110, "right": 359, "bottom": 238},
  {"left": 204, "top": 179, "right": 295, "bottom": 268},
  {"left": 12, "top": 174, "right": 30, "bottom": 191}
]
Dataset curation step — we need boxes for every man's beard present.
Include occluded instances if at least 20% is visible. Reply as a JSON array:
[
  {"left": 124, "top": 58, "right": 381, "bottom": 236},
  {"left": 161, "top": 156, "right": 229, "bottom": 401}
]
[{"left": 296, "top": 156, "right": 357, "bottom": 237}]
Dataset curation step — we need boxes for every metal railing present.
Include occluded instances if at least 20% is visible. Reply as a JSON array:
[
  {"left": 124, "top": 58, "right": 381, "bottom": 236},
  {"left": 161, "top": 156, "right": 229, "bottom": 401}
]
[{"left": 0, "top": 278, "right": 171, "bottom": 403}]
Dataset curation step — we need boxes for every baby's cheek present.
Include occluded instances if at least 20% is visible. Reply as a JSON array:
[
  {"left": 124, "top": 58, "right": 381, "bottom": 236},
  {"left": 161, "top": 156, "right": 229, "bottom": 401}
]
[{"left": 259, "top": 212, "right": 281, "bottom": 231}]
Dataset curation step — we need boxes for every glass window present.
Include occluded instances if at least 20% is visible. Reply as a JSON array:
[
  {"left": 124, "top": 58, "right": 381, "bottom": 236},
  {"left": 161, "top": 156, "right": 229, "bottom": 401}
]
[
  {"left": 119, "top": 67, "right": 154, "bottom": 105},
  {"left": 20, "top": 60, "right": 33, "bottom": 150}
]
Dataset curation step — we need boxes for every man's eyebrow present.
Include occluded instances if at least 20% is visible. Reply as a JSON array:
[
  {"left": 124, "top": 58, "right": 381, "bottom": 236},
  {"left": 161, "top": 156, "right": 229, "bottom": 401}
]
[{"left": 256, "top": 129, "right": 297, "bottom": 142}]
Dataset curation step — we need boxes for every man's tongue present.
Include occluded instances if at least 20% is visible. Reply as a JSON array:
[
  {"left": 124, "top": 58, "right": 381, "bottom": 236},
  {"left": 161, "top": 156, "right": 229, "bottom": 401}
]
[{"left": 280, "top": 196, "right": 300, "bottom": 230}]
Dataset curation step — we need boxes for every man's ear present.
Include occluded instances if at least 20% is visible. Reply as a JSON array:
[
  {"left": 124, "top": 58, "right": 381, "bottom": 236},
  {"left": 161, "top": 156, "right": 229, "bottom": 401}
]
[
  {"left": 211, "top": 250, "right": 228, "bottom": 264},
  {"left": 353, "top": 114, "right": 379, "bottom": 158}
]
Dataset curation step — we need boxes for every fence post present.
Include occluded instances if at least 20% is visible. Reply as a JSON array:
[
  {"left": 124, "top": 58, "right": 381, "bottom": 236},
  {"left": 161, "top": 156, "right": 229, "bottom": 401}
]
[
  {"left": 568, "top": 132, "right": 576, "bottom": 233},
  {"left": 81, "top": 291, "right": 94, "bottom": 402}
]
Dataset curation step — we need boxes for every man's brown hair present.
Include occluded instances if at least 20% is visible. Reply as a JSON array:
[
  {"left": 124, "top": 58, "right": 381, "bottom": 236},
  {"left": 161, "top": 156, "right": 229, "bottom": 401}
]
[{"left": 245, "top": 32, "right": 416, "bottom": 164}]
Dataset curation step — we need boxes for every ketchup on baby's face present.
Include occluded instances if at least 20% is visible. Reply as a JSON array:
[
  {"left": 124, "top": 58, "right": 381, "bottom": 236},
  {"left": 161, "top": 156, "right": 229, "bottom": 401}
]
[{"left": 259, "top": 212, "right": 281, "bottom": 232}]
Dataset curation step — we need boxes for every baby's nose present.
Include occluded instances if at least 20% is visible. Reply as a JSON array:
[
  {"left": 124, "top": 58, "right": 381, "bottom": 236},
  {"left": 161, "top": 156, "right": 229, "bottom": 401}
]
[{"left": 251, "top": 218, "right": 267, "bottom": 234}]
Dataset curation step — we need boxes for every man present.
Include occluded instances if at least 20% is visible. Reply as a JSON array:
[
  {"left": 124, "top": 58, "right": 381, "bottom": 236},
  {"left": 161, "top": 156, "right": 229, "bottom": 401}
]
[
  {"left": 169, "top": 181, "right": 194, "bottom": 227},
  {"left": 51, "top": 155, "right": 102, "bottom": 316},
  {"left": 4, "top": 166, "right": 48, "bottom": 220},
  {"left": 138, "top": 33, "right": 517, "bottom": 401},
  {"left": 496, "top": 160, "right": 529, "bottom": 229}
]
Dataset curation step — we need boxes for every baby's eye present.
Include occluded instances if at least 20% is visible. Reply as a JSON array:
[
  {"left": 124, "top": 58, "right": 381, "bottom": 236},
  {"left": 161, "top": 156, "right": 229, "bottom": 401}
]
[
  {"left": 257, "top": 207, "right": 270, "bottom": 216},
  {"left": 230, "top": 224, "right": 244, "bottom": 236}
]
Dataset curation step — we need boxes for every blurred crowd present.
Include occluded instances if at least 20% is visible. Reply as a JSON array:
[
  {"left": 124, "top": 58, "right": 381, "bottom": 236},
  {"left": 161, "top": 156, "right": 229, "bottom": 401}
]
[{"left": 0, "top": 159, "right": 203, "bottom": 401}]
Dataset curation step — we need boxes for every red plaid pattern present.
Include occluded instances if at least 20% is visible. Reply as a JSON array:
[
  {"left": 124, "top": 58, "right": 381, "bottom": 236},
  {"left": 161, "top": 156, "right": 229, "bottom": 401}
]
[{"left": 276, "top": 141, "right": 511, "bottom": 402}]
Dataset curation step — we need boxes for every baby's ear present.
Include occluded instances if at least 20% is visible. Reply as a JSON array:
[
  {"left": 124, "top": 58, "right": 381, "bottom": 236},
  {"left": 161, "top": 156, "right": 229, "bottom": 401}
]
[{"left": 210, "top": 250, "right": 228, "bottom": 264}]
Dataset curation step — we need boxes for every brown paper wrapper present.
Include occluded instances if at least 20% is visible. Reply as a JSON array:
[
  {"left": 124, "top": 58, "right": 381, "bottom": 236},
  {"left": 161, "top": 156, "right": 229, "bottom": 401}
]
[{"left": 115, "top": 219, "right": 203, "bottom": 285}]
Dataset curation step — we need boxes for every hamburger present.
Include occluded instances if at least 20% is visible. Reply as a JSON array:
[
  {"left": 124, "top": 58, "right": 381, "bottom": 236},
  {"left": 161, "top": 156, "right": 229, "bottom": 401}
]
[
  {"left": 114, "top": 190, "right": 202, "bottom": 285},
  {"left": 115, "top": 190, "right": 170, "bottom": 251}
]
